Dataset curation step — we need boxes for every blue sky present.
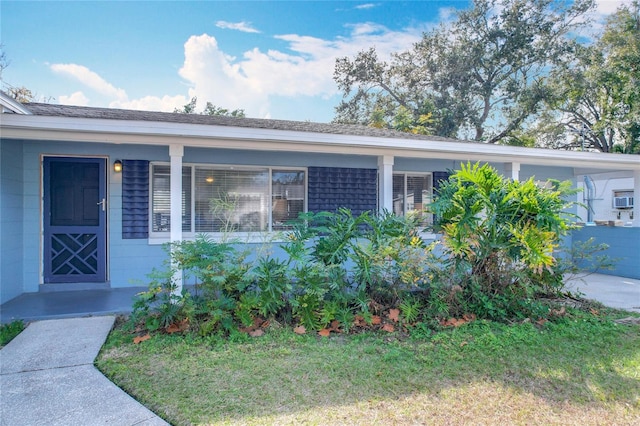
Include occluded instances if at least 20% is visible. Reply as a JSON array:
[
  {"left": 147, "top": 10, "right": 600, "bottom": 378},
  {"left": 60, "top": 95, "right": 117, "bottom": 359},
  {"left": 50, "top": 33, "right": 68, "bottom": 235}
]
[{"left": 0, "top": 0, "right": 627, "bottom": 122}]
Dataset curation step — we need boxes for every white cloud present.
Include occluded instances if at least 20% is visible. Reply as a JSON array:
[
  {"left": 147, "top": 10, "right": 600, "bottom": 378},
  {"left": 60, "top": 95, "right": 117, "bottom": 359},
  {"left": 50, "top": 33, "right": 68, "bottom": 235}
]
[
  {"left": 345, "top": 22, "right": 388, "bottom": 36},
  {"left": 50, "top": 63, "right": 127, "bottom": 101},
  {"left": 578, "top": 0, "right": 634, "bottom": 40},
  {"left": 58, "top": 91, "right": 89, "bottom": 106},
  {"left": 594, "top": 0, "right": 632, "bottom": 15},
  {"left": 48, "top": 18, "right": 433, "bottom": 119},
  {"left": 215, "top": 20, "right": 260, "bottom": 33},
  {"left": 355, "top": 3, "right": 378, "bottom": 10},
  {"left": 171, "top": 23, "right": 426, "bottom": 118},
  {"left": 50, "top": 62, "right": 189, "bottom": 112}
]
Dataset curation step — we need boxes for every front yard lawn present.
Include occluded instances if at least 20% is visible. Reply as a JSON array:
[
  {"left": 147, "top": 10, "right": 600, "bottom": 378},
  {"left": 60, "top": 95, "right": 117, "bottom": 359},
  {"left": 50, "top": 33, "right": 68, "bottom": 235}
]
[{"left": 96, "top": 309, "right": 640, "bottom": 425}]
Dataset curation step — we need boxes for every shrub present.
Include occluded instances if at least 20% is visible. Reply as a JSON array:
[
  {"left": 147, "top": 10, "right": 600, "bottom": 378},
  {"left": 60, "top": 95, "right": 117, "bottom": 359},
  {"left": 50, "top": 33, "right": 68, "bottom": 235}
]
[
  {"left": 427, "top": 162, "right": 579, "bottom": 321},
  {"left": 130, "top": 163, "right": 594, "bottom": 336},
  {"left": 130, "top": 236, "right": 253, "bottom": 335}
]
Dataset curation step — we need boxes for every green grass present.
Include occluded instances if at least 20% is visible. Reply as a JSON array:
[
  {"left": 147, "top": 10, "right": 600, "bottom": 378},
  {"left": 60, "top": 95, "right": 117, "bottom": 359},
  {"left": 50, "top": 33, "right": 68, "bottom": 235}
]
[
  {"left": 97, "top": 310, "right": 640, "bottom": 425},
  {"left": 0, "top": 320, "right": 25, "bottom": 348}
]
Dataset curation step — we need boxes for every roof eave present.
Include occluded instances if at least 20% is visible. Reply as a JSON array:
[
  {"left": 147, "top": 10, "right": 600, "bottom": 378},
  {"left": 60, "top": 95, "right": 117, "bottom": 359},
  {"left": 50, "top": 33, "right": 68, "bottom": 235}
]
[
  {"left": 1, "top": 113, "right": 639, "bottom": 171},
  {"left": 0, "top": 92, "right": 32, "bottom": 115}
]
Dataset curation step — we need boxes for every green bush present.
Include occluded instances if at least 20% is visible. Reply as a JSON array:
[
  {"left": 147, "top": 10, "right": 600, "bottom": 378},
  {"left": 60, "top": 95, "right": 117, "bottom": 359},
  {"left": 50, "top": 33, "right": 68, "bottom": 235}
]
[
  {"left": 427, "top": 162, "right": 578, "bottom": 321},
  {"left": 130, "top": 236, "right": 253, "bottom": 335}
]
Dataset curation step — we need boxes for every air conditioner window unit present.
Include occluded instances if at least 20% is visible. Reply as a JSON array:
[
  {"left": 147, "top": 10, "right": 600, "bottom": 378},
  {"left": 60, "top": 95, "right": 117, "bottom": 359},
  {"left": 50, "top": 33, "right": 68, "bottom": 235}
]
[{"left": 613, "top": 196, "right": 634, "bottom": 209}]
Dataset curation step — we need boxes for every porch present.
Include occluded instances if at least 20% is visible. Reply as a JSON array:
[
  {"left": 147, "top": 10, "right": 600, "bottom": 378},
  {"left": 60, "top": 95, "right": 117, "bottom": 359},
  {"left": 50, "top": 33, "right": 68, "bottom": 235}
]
[{"left": 0, "top": 286, "right": 145, "bottom": 324}]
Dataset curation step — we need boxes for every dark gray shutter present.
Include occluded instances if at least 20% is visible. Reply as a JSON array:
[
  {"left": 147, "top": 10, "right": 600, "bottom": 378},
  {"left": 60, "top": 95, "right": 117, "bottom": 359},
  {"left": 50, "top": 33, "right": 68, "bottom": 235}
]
[
  {"left": 432, "top": 171, "right": 451, "bottom": 196},
  {"left": 121, "top": 160, "right": 149, "bottom": 239}
]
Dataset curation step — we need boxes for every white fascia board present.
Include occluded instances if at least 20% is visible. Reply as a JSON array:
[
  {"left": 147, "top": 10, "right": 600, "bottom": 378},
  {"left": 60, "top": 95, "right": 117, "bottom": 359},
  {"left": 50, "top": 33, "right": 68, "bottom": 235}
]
[
  {"left": 2, "top": 114, "right": 639, "bottom": 171},
  {"left": 0, "top": 93, "right": 32, "bottom": 115}
]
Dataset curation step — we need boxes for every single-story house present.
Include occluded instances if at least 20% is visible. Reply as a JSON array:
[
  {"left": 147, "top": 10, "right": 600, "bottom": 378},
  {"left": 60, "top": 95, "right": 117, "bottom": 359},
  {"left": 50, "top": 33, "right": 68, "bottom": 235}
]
[{"left": 1, "top": 92, "right": 639, "bottom": 305}]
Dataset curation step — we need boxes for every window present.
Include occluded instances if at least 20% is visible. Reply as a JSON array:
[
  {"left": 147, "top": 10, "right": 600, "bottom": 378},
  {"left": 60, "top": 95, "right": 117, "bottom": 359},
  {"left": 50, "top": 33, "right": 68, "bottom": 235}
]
[
  {"left": 151, "top": 165, "right": 192, "bottom": 232},
  {"left": 194, "top": 167, "right": 269, "bottom": 232},
  {"left": 272, "top": 170, "right": 305, "bottom": 230},
  {"left": 150, "top": 163, "right": 305, "bottom": 235},
  {"left": 393, "top": 173, "right": 433, "bottom": 225}
]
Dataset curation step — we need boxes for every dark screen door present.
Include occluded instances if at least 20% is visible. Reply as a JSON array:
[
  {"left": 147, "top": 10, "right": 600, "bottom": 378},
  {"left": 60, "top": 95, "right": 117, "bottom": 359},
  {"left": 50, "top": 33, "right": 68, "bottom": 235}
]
[{"left": 43, "top": 157, "right": 106, "bottom": 283}]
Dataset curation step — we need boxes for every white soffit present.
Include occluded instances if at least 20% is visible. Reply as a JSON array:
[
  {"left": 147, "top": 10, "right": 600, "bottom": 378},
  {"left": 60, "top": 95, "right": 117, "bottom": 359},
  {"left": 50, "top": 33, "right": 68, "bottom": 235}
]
[{"left": 2, "top": 113, "right": 639, "bottom": 171}]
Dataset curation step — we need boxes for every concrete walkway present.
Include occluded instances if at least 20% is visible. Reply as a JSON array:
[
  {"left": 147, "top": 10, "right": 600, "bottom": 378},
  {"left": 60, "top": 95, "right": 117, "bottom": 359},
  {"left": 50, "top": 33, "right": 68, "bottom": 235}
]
[
  {"left": 0, "top": 316, "right": 168, "bottom": 426},
  {"left": 565, "top": 273, "right": 640, "bottom": 313}
]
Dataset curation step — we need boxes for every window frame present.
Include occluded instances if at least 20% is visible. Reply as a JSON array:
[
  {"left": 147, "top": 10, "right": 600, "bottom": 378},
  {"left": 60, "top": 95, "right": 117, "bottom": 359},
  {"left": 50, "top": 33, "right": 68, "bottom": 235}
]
[
  {"left": 148, "top": 162, "right": 307, "bottom": 242},
  {"left": 393, "top": 171, "right": 434, "bottom": 226}
]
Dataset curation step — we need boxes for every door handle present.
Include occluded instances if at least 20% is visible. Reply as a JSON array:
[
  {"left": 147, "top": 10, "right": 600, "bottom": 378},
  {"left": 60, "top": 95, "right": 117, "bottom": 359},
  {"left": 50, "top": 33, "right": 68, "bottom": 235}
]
[{"left": 97, "top": 198, "right": 106, "bottom": 211}]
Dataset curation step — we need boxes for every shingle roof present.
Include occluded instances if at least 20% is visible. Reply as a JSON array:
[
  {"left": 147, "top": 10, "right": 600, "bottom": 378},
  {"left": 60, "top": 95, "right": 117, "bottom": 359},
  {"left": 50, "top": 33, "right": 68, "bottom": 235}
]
[{"left": 24, "top": 102, "right": 463, "bottom": 143}]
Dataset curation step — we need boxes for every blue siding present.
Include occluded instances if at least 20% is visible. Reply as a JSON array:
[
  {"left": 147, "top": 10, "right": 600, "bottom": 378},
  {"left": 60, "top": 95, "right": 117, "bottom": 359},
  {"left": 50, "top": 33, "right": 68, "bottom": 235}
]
[
  {"left": 308, "top": 167, "right": 377, "bottom": 215},
  {"left": 572, "top": 226, "right": 640, "bottom": 279},
  {"left": 121, "top": 160, "right": 149, "bottom": 239},
  {"left": 0, "top": 140, "right": 25, "bottom": 303},
  {"left": 109, "top": 240, "right": 166, "bottom": 287}
]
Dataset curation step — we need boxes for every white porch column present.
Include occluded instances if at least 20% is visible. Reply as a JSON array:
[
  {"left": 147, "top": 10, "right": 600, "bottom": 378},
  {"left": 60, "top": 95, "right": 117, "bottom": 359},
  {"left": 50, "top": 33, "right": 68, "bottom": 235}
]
[
  {"left": 170, "top": 144, "right": 184, "bottom": 294},
  {"left": 505, "top": 162, "right": 520, "bottom": 181},
  {"left": 378, "top": 155, "right": 394, "bottom": 213},
  {"left": 633, "top": 169, "right": 640, "bottom": 227}
]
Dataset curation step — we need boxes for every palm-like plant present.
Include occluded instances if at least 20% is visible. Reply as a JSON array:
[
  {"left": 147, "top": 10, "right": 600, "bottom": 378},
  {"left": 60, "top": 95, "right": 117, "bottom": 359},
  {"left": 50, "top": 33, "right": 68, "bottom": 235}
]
[{"left": 430, "top": 162, "right": 577, "bottom": 295}]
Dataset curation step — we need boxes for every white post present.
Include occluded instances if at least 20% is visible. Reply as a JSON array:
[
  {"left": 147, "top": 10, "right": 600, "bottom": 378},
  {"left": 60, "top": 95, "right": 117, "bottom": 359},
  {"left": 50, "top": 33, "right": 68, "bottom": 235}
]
[
  {"left": 378, "top": 155, "right": 394, "bottom": 213},
  {"left": 170, "top": 144, "right": 184, "bottom": 295},
  {"left": 505, "top": 162, "right": 520, "bottom": 181},
  {"left": 633, "top": 169, "right": 640, "bottom": 227}
]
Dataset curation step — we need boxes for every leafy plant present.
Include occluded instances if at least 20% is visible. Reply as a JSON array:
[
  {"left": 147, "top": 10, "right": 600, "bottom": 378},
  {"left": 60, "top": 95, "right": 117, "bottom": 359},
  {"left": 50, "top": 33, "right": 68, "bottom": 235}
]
[
  {"left": 428, "top": 162, "right": 578, "bottom": 322},
  {"left": 251, "top": 256, "right": 291, "bottom": 318},
  {"left": 399, "top": 295, "right": 423, "bottom": 324},
  {"left": 129, "top": 265, "right": 191, "bottom": 332},
  {"left": 311, "top": 208, "right": 364, "bottom": 266},
  {"left": 130, "top": 235, "right": 253, "bottom": 335}
]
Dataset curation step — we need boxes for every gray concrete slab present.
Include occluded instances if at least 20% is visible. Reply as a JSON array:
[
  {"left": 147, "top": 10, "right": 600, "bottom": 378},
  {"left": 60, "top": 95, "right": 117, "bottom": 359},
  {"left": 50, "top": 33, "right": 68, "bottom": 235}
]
[
  {"left": 0, "top": 317, "right": 114, "bottom": 374},
  {"left": 0, "top": 287, "right": 145, "bottom": 324},
  {"left": 0, "top": 365, "right": 167, "bottom": 426},
  {"left": 0, "top": 316, "right": 168, "bottom": 426},
  {"left": 565, "top": 273, "right": 640, "bottom": 313}
]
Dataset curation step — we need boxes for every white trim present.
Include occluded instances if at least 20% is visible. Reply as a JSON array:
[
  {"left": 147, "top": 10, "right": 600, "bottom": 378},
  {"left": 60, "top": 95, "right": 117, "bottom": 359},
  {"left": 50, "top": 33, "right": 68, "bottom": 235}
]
[
  {"left": 392, "top": 172, "right": 434, "bottom": 220},
  {"left": 169, "top": 145, "right": 184, "bottom": 295},
  {"left": 148, "top": 162, "right": 309, "bottom": 239},
  {"left": 2, "top": 114, "right": 639, "bottom": 171},
  {"left": 505, "top": 162, "right": 520, "bottom": 181},
  {"left": 148, "top": 231, "right": 289, "bottom": 245},
  {"left": 378, "top": 155, "right": 394, "bottom": 212},
  {"left": 634, "top": 170, "right": 640, "bottom": 227},
  {"left": 0, "top": 92, "right": 32, "bottom": 115}
]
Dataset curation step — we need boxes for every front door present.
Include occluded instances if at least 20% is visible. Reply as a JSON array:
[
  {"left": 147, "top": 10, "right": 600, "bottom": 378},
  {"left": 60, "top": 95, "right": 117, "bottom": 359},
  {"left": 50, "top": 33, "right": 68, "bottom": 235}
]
[{"left": 43, "top": 157, "right": 107, "bottom": 283}]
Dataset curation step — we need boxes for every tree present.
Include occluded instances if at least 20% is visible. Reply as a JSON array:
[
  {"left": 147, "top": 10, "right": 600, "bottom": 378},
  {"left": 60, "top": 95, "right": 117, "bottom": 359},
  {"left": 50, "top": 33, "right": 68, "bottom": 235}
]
[
  {"left": 541, "top": 1, "right": 639, "bottom": 153},
  {"left": 0, "top": 44, "right": 8, "bottom": 80},
  {"left": 6, "top": 86, "right": 36, "bottom": 103},
  {"left": 174, "top": 96, "right": 245, "bottom": 118},
  {"left": 333, "top": 0, "right": 594, "bottom": 143}
]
